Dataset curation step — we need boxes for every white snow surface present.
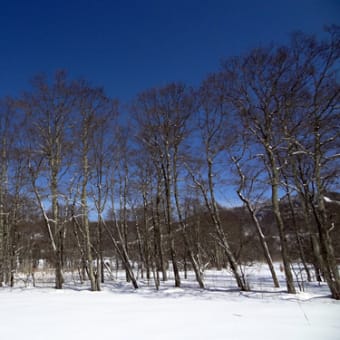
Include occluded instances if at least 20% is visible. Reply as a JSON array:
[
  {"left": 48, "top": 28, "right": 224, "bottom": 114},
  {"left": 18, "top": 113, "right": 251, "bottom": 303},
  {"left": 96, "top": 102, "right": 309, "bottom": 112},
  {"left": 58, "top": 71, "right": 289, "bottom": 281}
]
[{"left": 1, "top": 264, "right": 339, "bottom": 340}]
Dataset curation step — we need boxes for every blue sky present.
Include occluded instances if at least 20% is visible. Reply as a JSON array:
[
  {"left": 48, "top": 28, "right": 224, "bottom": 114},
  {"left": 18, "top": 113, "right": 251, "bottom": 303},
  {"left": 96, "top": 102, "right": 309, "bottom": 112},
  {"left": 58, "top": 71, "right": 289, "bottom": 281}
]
[{"left": 0, "top": 0, "right": 339, "bottom": 103}]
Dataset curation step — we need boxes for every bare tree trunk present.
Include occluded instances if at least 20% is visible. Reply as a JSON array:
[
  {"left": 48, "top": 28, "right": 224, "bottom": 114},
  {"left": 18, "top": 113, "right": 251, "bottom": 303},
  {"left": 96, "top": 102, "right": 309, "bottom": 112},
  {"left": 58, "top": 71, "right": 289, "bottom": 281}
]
[
  {"left": 187, "top": 161, "right": 249, "bottom": 291},
  {"left": 270, "top": 164, "right": 296, "bottom": 294},
  {"left": 154, "top": 177, "right": 167, "bottom": 281},
  {"left": 94, "top": 160, "right": 107, "bottom": 285},
  {"left": 97, "top": 216, "right": 105, "bottom": 284},
  {"left": 71, "top": 208, "right": 89, "bottom": 281},
  {"left": 81, "top": 120, "right": 97, "bottom": 291},
  {"left": 102, "top": 218, "right": 138, "bottom": 289},
  {"left": 162, "top": 142, "right": 181, "bottom": 287},
  {"left": 51, "top": 169, "right": 64, "bottom": 289},
  {"left": 208, "top": 158, "right": 249, "bottom": 291},
  {"left": 233, "top": 157, "right": 280, "bottom": 288},
  {"left": 122, "top": 165, "right": 131, "bottom": 283},
  {"left": 141, "top": 192, "right": 151, "bottom": 280},
  {"left": 173, "top": 148, "right": 204, "bottom": 288},
  {"left": 0, "top": 126, "right": 8, "bottom": 286},
  {"left": 313, "top": 131, "right": 340, "bottom": 299},
  {"left": 0, "top": 157, "right": 5, "bottom": 286},
  {"left": 291, "top": 156, "right": 324, "bottom": 282},
  {"left": 286, "top": 187, "right": 312, "bottom": 282}
]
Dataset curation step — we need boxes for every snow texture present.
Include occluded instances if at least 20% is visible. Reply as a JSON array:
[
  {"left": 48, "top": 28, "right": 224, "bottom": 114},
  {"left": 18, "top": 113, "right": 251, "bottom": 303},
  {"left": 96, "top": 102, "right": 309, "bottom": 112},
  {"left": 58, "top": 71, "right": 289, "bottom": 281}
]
[{"left": 0, "top": 264, "right": 339, "bottom": 340}]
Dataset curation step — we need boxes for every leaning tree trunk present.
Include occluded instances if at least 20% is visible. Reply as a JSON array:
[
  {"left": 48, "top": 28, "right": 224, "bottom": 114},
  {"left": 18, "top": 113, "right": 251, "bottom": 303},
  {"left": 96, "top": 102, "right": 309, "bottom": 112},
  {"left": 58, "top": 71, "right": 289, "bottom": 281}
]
[
  {"left": 208, "top": 158, "right": 249, "bottom": 291},
  {"left": 269, "top": 160, "right": 296, "bottom": 294},
  {"left": 154, "top": 177, "right": 167, "bottom": 281},
  {"left": 291, "top": 157, "right": 324, "bottom": 282},
  {"left": 141, "top": 191, "right": 151, "bottom": 280},
  {"left": 237, "top": 192, "right": 280, "bottom": 288},
  {"left": 173, "top": 149, "right": 204, "bottom": 289},
  {"left": 311, "top": 202, "right": 340, "bottom": 299},
  {"left": 102, "top": 214, "right": 138, "bottom": 289},
  {"left": 188, "top": 160, "right": 249, "bottom": 291},
  {"left": 233, "top": 157, "right": 280, "bottom": 288},
  {"left": 312, "top": 125, "right": 340, "bottom": 300}
]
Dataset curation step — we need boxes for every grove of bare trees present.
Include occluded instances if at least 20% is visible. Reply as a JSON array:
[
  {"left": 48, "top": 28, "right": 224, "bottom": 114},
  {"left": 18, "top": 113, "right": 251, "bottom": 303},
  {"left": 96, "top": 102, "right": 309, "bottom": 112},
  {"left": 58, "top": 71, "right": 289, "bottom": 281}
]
[{"left": 0, "top": 27, "right": 339, "bottom": 299}]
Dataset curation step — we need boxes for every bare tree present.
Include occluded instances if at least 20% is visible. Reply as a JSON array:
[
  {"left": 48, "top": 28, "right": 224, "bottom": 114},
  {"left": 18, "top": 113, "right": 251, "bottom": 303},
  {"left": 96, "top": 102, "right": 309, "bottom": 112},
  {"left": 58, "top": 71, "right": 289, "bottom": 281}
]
[
  {"left": 231, "top": 151, "right": 280, "bottom": 288},
  {"left": 186, "top": 74, "right": 249, "bottom": 291},
  {"left": 72, "top": 82, "right": 113, "bottom": 291},
  {"left": 220, "top": 47, "right": 297, "bottom": 293},
  {"left": 89, "top": 100, "right": 118, "bottom": 284},
  {"left": 286, "top": 27, "right": 340, "bottom": 298},
  {"left": 0, "top": 99, "right": 11, "bottom": 285},
  {"left": 132, "top": 83, "right": 198, "bottom": 288},
  {"left": 23, "top": 71, "right": 75, "bottom": 289}
]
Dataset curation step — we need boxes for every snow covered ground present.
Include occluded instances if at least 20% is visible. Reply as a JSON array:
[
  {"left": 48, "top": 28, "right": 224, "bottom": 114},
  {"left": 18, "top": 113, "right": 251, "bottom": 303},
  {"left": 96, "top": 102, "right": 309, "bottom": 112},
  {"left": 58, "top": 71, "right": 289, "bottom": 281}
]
[{"left": 1, "top": 264, "right": 339, "bottom": 340}]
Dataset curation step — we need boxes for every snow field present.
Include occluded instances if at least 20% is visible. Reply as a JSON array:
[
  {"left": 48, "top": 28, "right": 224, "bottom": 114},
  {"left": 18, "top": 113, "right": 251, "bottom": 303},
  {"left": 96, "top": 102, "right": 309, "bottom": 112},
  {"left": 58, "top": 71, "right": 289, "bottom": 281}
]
[{"left": 1, "top": 264, "right": 339, "bottom": 340}]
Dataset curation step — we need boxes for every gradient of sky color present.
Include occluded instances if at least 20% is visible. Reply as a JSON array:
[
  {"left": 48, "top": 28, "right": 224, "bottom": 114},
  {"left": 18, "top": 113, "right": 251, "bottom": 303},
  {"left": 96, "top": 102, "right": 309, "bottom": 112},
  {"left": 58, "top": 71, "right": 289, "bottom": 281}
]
[{"left": 0, "top": 0, "right": 339, "bottom": 103}]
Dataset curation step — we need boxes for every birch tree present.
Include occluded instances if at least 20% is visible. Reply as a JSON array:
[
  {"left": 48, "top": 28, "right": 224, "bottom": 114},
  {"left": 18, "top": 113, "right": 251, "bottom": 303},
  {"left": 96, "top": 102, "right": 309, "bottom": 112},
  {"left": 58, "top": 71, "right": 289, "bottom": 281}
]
[
  {"left": 186, "top": 74, "right": 249, "bottom": 291},
  {"left": 23, "top": 71, "right": 75, "bottom": 289},
  {"left": 132, "top": 83, "right": 197, "bottom": 288},
  {"left": 286, "top": 27, "right": 340, "bottom": 298},
  {"left": 221, "top": 49, "right": 297, "bottom": 293},
  {"left": 0, "top": 99, "right": 11, "bottom": 285}
]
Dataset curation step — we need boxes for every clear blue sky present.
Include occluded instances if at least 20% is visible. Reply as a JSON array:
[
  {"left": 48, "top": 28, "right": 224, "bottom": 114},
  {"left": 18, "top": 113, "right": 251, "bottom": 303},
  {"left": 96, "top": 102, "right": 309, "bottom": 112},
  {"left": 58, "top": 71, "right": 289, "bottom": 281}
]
[{"left": 0, "top": 0, "right": 339, "bottom": 102}]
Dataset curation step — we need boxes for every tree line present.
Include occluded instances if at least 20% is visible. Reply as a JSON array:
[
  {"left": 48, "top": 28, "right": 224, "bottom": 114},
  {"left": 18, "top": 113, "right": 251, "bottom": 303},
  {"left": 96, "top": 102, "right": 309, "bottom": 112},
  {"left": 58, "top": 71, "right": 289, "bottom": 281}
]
[{"left": 0, "top": 26, "right": 339, "bottom": 298}]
